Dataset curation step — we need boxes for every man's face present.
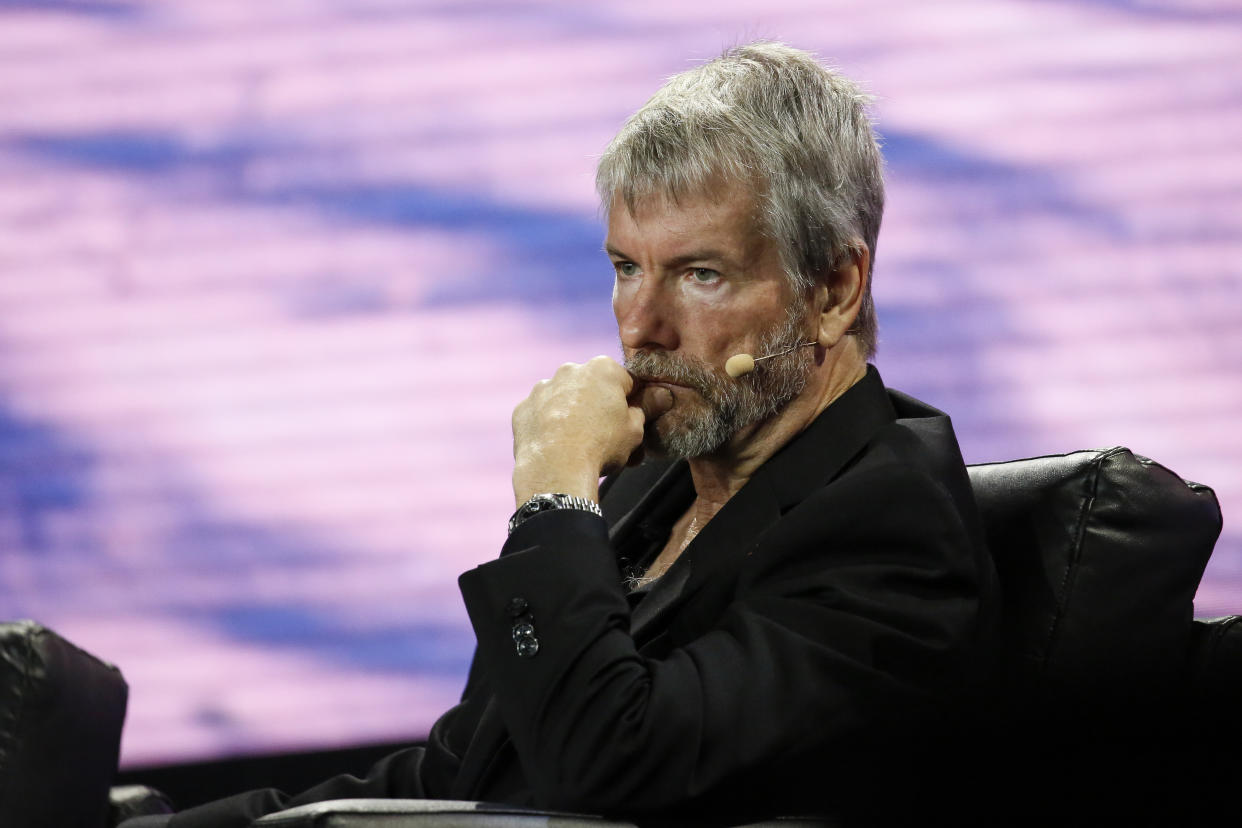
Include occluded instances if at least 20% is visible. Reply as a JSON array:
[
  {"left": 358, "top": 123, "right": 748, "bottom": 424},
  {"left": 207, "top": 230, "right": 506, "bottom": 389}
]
[{"left": 606, "top": 186, "right": 814, "bottom": 458}]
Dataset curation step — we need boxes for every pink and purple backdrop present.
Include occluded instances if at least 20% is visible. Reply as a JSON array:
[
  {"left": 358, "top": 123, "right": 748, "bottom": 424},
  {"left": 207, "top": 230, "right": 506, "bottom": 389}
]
[{"left": 1, "top": 0, "right": 1239, "bottom": 767}]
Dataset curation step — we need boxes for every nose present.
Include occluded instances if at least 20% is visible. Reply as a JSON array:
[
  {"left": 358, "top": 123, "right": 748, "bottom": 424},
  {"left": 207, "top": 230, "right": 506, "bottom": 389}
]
[{"left": 615, "top": 274, "right": 678, "bottom": 352}]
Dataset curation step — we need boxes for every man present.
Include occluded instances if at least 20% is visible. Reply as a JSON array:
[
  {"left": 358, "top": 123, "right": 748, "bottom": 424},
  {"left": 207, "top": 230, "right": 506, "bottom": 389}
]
[{"left": 145, "top": 42, "right": 999, "bottom": 827}]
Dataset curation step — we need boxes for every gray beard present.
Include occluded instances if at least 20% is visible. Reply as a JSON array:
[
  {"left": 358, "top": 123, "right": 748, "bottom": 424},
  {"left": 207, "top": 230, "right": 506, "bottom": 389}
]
[{"left": 623, "top": 307, "right": 814, "bottom": 459}]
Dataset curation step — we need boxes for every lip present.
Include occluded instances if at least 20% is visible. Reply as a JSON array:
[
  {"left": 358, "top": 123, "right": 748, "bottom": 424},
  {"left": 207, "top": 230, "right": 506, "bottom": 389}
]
[{"left": 642, "top": 379, "right": 691, "bottom": 391}]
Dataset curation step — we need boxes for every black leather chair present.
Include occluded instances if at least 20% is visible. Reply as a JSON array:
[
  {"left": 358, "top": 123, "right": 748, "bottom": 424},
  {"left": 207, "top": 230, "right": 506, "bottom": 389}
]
[
  {"left": 3, "top": 447, "right": 1235, "bottom": 827},
  {"left": 965, "top": 448, "right": 1232, "bottom": 823},
  {"left": 971, "top": 447, "right": 1221, "bottom": 704},
  {"left": 0, "top": 620, "right": 129, "bottom": 828}
]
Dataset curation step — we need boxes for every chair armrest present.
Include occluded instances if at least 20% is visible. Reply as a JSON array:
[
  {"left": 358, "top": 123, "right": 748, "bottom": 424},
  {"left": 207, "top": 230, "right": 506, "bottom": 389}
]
[
  {"left": 110, "top": 784, "right": 176, "bottom": 825},
  {"left": 250, "top": 800, "right": 832, "bottom": 828},
  {"left": 1188, "top": 615, "right": 1242, "bottom": 735}
]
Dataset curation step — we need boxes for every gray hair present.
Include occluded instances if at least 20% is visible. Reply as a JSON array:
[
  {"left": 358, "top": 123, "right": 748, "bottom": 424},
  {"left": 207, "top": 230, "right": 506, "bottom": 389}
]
[{"left": 596, "top": 42, "right": 885, "bottom": 358}]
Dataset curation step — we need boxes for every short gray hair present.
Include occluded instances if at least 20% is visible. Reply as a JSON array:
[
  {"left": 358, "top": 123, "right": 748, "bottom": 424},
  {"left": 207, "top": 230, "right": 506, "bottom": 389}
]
[{"left": 596, "top": 42, "right": 884, "bottom": 358}]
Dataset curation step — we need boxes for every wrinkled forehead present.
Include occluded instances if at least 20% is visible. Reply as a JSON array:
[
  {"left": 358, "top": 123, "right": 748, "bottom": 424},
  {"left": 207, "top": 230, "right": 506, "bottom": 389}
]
[
  {"left": 606, "top": 183, "right": 767, "bottom": 252},
  {"left": 606, "top": 176, "right": 765, "bottom": 232}
]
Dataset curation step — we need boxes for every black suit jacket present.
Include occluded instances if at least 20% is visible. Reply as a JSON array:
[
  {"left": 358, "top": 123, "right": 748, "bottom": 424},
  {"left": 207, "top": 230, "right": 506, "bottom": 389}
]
[{"left": 170, "top": 367, "right": 1000, "bottom": 827}]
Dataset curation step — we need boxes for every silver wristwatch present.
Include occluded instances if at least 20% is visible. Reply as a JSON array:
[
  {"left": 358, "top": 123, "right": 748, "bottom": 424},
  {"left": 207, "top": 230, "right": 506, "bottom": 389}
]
[{"left": 507, "top": 493, "right": 603, "bottom": 535}]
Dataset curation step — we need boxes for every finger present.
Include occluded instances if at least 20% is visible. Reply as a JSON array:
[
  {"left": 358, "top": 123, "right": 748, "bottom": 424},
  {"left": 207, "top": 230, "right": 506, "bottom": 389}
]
[
  {"left": 553, "top": 361, "right": 581, "bottom": 379},
  {"left": 624, "top": 403, "right": 651, "bottom": 469},
  {"left": 588, "top": 354, "right": 632, "bottom": 394},
  {"left": 632, "top": 385, "right": 673, "bottom": 421}
]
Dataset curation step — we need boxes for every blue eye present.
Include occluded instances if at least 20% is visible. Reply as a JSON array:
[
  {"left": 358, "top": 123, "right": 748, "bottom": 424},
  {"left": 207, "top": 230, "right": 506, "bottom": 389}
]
[
  {"left": 616, "top": 261, "right": 640, "bottom": 277},
  {"left": 690, "top": 268, "right": 720, "bottom": 283}
]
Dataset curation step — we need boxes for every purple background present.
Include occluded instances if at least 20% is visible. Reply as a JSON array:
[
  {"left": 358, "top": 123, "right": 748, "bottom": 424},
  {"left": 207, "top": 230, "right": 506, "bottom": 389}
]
[{"left": 0, "top": 1, "right": 1239, "bottom": 767}]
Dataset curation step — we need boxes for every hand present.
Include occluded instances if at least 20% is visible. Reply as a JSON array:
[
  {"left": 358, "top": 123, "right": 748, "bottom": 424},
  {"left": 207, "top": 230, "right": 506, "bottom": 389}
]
[{"left": 511, "top": 356, "right": 672, "bottom": 506}]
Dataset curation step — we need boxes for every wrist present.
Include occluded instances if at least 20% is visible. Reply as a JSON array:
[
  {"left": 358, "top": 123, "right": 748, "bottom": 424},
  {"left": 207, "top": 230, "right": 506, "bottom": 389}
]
[
  {"left": 512, "top": 456, "right": 600, "bottom": 507},
  {"left": 508, "top": 492, "right": 603, "bottom": 535}
]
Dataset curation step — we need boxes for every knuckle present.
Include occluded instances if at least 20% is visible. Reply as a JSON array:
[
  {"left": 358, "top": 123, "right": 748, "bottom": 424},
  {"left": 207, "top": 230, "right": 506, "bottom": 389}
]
[
  {"left": 628, "top": 408, "right": 646, "bottom": 433},
  {"left": 589, "top": 355, "right": 619, "bottom": 375}
]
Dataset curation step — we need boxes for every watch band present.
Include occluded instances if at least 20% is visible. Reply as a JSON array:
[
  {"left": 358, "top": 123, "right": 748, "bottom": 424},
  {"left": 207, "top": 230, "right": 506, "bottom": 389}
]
[{"left": 507, "top": 493, "right": 603, "bottom": 535}]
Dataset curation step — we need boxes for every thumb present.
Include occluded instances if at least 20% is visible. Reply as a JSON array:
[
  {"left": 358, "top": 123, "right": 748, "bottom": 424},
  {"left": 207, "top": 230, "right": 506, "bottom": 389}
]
[{"left": 634, "top": 385, "right": 674, "bottom": 421}]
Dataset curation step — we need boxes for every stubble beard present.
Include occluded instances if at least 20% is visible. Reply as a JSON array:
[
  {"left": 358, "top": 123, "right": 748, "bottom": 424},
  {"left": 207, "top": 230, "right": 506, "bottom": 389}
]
[{"left": 623, "top": 306, "right": 814, "bottom": 460}]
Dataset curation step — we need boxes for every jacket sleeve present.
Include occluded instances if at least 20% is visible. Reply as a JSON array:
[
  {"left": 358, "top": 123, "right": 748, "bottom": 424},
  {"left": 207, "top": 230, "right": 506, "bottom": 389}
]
[
  {"left": 458, "top": 463, "right": 991, "bottom": 817},
  {"left": 167, "top": 700, "right": 473, "bottom": 828}
]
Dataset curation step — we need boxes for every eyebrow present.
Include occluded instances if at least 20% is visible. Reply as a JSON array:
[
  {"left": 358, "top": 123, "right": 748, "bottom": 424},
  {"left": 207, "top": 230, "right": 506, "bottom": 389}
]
[{"left": 603, "top": 243, "right": 737, "bottom": 270}]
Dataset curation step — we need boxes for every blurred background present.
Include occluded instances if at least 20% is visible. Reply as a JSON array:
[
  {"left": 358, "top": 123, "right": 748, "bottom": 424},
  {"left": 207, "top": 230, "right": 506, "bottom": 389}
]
[{"left": 1, "top": 0, "right": 1239, "bottom": 774}]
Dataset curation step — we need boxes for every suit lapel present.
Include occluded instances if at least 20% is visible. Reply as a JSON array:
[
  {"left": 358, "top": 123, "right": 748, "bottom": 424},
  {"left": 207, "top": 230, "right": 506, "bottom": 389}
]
[{"left": 603, "top": 458, "right": 685, "bottom": 553}]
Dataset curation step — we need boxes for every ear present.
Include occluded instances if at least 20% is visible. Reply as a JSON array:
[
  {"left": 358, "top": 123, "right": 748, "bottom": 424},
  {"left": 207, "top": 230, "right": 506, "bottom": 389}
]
[{"left": 815, "top": 245, "right": 870, "bottom": 349}]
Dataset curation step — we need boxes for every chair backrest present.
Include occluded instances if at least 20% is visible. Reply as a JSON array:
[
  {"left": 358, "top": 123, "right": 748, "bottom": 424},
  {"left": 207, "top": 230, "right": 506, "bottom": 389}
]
[
  {"left": 966, "top": 447, "right": 1222, "bottom": 709},
  {"left": 965, "top": 449, "right": 1238, "bottom": 820},
  {"left": 0, "top": 620, "right": 128, "bottom": 828}
]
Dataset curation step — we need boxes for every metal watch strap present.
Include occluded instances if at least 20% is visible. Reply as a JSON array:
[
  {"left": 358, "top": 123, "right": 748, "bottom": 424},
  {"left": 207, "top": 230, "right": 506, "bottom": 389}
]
[{"left": 507, "top": 493, "right": 603, "bottom": 535}]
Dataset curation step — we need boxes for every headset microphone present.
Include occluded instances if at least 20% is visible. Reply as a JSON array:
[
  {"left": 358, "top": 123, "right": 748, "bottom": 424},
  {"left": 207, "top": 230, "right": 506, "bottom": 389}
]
[{"left": 724, "top": 341, "right": 817, "bottom": 378}]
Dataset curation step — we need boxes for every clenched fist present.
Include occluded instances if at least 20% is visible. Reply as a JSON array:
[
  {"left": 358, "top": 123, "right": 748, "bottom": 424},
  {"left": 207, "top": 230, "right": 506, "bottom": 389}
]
[{"left": 511, "top": 356, "right": 673, "bottom": 506}]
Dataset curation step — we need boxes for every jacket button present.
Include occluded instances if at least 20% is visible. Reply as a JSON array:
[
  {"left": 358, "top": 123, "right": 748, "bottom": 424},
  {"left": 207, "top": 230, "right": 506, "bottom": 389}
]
[
  {"left": 515, "top": 634, "right": 540, "bottom": 658},
  {"left": 511, "top": 621, "right": 535, "bottom": 641},
  {"left": 505, "top": 597, "right": 529, "bottom": 618}
]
